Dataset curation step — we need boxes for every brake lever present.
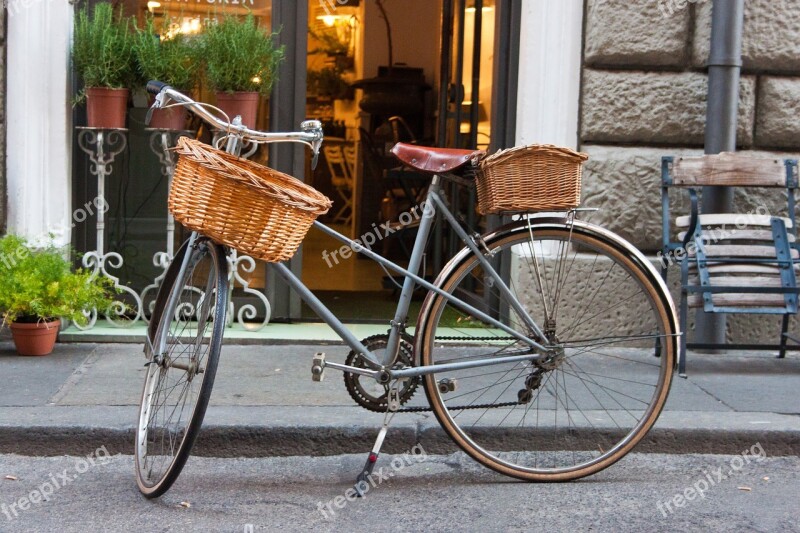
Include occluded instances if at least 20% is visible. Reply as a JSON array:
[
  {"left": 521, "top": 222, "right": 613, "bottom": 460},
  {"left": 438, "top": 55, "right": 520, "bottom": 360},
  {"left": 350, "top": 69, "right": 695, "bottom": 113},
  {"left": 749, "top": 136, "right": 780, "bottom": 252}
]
[
  {"left": 301, "top": 120, "right": 324, "bottom": 171},
  {"left": 145, "top": 105, "right": 156, "bottom": 127},
  {"left": 145, "top": 91, "right": 169, "bottom": 127}
]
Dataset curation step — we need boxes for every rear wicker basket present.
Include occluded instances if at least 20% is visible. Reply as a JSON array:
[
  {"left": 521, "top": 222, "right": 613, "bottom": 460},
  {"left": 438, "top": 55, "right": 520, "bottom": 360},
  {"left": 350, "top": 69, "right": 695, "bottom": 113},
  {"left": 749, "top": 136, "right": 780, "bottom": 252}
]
[
  {"left": 169, "top": 138, "right": 332, "bottom": 263},
  {"left": 476, "top": 144, "right": 589, "bottom": 215}
]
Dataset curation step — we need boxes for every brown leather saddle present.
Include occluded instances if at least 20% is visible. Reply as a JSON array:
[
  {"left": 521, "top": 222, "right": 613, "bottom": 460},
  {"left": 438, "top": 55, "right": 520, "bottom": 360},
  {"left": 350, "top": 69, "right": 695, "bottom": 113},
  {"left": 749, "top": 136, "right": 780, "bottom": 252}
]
[{"left": 391, "top": 143, "right": 485, "bottom": 175}]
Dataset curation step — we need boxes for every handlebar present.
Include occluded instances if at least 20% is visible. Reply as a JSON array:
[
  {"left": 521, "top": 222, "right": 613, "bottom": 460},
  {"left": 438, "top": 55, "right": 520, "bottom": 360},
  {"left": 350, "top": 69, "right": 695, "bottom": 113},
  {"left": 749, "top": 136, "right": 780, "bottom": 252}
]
[
  {"left": 146, "top": 80, "right": 324, "bottom": 158},
  {"left": 146, "top": 80, "right": 169, "bottom": 96}
]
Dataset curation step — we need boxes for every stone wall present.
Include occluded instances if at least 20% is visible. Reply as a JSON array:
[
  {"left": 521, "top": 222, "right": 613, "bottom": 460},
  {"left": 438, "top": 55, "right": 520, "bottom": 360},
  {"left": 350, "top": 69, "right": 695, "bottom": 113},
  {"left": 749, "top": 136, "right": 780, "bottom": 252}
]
[
  {"left": 0, "top": 8, "right": 5, "bottom": 232},
  {"left": 579, "top": 0, "right": 800, "bottom": 346},
  {"left": 582, "top": 0, "right": 800, "bottom": 244}
]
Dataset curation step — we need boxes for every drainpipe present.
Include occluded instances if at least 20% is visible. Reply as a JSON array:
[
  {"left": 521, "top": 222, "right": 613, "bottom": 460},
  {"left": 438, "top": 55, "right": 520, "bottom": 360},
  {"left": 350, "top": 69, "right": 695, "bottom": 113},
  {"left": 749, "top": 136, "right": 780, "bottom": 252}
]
[{"left": 696, "top": 0, "right": 745, "bottom": 347}]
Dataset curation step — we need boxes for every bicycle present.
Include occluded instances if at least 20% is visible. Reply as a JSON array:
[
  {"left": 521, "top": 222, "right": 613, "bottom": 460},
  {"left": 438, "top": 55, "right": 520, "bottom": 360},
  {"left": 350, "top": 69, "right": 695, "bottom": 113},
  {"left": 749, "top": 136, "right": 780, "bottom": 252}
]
[{"left": 136, "top": 81, "right": 679, "bottom": 498}]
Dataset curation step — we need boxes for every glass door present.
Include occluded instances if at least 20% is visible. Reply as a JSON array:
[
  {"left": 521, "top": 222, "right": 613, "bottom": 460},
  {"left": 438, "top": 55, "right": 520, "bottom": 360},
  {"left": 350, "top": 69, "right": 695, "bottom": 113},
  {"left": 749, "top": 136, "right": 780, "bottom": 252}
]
[
  {"left": 433, "top": 0, "right": 497, "bottom": 272},
  {"left": 438, "top": 0, "right": 496, "bottom": 151}
]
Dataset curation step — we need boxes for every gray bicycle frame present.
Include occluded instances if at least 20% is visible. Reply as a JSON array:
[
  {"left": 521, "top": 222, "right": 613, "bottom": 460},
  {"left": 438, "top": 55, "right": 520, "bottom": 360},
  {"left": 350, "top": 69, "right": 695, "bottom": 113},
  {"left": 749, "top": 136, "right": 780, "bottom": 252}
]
[
  {"left": 153, "top": 180, "right": 552, "bottom": 381},
  {"left": 148, "top": 87, "right": 552, "bottom": 380},
  {"left": 270, "top": 174, "right": 551, "bottom": 378}
]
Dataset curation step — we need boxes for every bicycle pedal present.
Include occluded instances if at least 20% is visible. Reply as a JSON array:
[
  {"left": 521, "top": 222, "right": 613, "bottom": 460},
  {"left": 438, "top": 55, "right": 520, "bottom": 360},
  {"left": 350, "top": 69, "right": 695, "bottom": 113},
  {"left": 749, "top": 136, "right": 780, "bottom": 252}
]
[
  {"left": 388, "top": 388, "right": 401, "bottom": 412},
  {"left": 311, "top": 352, "right": 326, "bottom": 382},
  {"left": 437, "top": 378, "right": 457, "bottom": 394}
]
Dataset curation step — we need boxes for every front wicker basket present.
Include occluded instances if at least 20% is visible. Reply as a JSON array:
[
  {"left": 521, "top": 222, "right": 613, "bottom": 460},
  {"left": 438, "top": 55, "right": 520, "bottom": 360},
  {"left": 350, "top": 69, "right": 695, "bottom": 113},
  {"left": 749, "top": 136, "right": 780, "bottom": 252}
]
[
  {"left": 169, "top": 138, "right": 332, "bottom": 263},
  {"left": 476, "top": 144, "right": 589, "bottom": 215}
]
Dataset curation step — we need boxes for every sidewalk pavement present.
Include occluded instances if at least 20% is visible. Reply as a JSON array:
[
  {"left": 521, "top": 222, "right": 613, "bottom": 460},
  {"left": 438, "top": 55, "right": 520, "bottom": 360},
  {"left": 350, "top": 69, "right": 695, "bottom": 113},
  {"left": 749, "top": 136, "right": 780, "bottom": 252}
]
[{"left": 0, "top": 341, "right": 798, "bottom": 458}]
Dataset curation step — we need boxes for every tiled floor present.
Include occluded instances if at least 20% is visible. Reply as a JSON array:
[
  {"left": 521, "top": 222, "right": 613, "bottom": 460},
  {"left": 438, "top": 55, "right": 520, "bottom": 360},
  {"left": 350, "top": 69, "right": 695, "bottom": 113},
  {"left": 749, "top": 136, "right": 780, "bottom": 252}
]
[{"left": 60, "top": 322, "right": 397, "bottom": 344}]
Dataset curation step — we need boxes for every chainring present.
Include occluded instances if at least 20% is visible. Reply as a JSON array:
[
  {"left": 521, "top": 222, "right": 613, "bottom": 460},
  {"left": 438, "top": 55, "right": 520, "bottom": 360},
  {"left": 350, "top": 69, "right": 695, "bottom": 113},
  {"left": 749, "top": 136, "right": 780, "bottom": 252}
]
[{"left": 343, "top": 334, "right": 419, "bottom": 412}]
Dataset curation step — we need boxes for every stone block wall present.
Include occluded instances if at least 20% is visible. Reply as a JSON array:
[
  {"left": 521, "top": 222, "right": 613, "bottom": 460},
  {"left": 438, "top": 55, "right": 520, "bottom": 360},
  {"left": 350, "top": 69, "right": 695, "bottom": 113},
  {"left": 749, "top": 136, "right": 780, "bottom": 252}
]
[
  {"left": 0, "top": 8, "right": 5, "bottom": 232},
  {"left": 580, "top": 0, "right": 800, "bottom": 346}
]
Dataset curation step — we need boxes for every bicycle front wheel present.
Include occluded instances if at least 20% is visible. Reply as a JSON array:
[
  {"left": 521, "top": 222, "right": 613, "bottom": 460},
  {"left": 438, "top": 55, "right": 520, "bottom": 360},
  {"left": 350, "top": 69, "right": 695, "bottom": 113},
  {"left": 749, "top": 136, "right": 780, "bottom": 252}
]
[
  {"left": 417, "top": 219, "right": 676, "bottom": 481},
  {"left": 136, "top": 238, "right": 228, "bottom": 497}
]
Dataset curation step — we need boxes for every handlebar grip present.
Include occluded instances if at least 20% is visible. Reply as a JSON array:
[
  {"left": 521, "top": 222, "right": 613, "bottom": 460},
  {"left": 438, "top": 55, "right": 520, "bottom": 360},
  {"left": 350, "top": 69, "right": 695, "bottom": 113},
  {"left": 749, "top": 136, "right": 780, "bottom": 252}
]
[{"left": 146, "top": 80, "right": 169, "bottom": 95}]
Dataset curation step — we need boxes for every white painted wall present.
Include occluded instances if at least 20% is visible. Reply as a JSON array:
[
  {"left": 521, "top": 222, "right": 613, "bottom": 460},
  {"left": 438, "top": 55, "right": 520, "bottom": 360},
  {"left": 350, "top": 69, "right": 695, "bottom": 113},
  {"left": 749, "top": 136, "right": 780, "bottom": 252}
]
[
  {"left": 6, "top": 1, "right": 74, "bottom": 246},
  {"left": 516, "top": 0, "right": 584, "bottom": 150}
]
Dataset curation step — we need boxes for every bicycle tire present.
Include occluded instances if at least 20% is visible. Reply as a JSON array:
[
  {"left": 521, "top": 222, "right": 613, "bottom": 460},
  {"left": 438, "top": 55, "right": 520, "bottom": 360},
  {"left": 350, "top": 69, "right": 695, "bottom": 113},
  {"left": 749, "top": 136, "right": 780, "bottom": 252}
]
[
  {"left": 417, "top": 218, "right": 676, "bottom": 481},
  {"left": 135, "top": 237, "right": 228, "bottom": 497}
]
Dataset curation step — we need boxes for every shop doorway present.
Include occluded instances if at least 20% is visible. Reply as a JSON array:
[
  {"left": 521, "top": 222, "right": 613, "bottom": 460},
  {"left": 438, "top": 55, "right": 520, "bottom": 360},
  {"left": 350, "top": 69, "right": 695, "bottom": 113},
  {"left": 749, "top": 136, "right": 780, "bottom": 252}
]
[{"left": 301, "top": 0, "right": 510, "bottom": 322}]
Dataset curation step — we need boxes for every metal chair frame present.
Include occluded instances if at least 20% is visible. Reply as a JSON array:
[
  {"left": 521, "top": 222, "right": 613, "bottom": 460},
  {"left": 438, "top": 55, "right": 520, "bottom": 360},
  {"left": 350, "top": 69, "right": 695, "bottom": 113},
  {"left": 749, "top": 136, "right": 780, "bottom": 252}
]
[{"left": 661, "top": 154, "right": 800, "bottom": 375}]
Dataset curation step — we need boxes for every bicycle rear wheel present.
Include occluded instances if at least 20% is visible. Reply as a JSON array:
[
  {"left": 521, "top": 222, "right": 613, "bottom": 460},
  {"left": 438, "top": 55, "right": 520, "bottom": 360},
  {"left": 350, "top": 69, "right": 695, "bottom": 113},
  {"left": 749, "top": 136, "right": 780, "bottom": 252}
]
[
  {"left": 136, "top": 237, "right": 228, "bottom": 497},
  {"left": 417, "top": 219, "right": 676, "bottom": 481}
]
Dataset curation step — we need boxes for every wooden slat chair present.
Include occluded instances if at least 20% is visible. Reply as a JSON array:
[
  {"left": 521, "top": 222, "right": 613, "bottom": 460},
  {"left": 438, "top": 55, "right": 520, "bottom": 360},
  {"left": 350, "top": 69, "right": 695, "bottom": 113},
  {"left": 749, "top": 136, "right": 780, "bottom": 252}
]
[
  {"left": 323, "top": 145, "right": 354, "bottom": 226},
  {"left": 661, "top": 153, "right": 800, "bottom": 375}
]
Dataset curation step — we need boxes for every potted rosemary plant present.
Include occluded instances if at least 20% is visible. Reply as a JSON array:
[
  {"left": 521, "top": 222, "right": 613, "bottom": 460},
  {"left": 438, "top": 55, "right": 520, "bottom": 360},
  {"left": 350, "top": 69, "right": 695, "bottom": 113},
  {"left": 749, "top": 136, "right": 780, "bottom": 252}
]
[
  {"left": 0, "top": 235, "right": 116, "bottom": 356},
  {"left": 200, "top": 13, "right": 284, "bottom": 128},
  {"left": 133, "top": 16, "right": 200, "bottom": 130},
  {"left": 72, "top": 3, "right": 136, "bottom": 129}
]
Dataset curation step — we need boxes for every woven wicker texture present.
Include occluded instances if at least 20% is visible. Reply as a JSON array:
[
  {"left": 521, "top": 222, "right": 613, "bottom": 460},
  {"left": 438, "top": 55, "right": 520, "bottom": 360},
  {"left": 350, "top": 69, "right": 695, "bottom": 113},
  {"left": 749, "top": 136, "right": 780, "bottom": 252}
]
[
  {"left": 476, "top": 144, "right": 589, "bottom": 215},
  {"left": 169, "top": 138, "right": 332, "bottom": 263}
]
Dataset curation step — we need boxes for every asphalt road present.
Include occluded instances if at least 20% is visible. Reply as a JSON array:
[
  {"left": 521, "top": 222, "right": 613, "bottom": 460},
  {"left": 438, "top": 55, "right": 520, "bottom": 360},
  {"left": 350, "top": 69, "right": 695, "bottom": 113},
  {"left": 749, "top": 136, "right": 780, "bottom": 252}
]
[{"left": 0, "top": 452, "right": 798, "bottom": 532}]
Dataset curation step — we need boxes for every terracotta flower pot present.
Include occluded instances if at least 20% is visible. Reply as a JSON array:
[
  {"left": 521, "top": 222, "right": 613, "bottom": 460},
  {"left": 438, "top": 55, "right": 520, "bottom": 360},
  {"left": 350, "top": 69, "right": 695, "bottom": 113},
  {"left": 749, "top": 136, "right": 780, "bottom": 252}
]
[
  {"left": 215, "top": 92, "right": 259, "bottom": 129},
  {"left": 9, "top": 319, "right": 61, "bottom": 356},
  {"left": 86, "top": 87, "right": 129, "bottom": 129},
  {"left": 148, "top": 102, "right": 189, "bottom": 131}
]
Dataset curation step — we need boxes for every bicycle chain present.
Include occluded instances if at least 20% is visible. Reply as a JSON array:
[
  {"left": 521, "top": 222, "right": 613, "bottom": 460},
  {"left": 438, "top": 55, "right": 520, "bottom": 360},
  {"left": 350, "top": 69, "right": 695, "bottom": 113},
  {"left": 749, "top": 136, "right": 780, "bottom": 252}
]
[
  {"left": 394, "top": 335, "right": 526, "bottom": 412},
  {"left": 434, "top": 335, "right": 517, "bottom": 342},
  {"left": 394, "top": 400, "right": 522, "bottom": 413},
  {"left": 345, "top": 334, "right": 527, "bottom": 413}
]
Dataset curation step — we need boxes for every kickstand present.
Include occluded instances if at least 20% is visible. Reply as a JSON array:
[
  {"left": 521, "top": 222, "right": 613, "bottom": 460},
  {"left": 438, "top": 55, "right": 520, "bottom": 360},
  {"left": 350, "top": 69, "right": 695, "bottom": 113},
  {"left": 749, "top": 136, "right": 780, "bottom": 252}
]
[{"left": 354, "top": 387, "right": 399, "bottom": 497}]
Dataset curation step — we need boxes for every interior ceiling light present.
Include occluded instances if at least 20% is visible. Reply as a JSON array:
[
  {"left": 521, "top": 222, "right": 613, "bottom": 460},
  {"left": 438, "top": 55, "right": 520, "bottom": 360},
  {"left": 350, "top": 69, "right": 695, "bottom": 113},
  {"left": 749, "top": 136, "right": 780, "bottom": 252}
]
[{"left": 318, "top": 15, "right": 338, "bottom": 27}]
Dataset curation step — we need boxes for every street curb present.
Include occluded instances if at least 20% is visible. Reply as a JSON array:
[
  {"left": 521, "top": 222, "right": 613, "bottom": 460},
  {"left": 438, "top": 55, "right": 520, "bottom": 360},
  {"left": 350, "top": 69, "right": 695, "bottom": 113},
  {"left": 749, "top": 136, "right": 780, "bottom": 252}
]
[{"left": 1, "top": 425, "right": 798, "bottom": 458}]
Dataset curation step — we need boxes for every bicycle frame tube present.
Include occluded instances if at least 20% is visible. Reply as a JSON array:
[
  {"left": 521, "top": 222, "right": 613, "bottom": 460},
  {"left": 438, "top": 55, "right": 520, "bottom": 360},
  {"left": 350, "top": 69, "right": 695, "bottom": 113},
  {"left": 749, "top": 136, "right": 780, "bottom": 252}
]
[
  {"left": 272, "top": 180, "right": 549, "bottom": 369},
  {"left": 272, "top": 261, "right": 378, "bottom": 365},
  {"left": 273, "top": 262, "right": 546, "bottom": 379},
  {"left": 384, "top": 176, "right": 441, "bottom": 364},
  {"left": 427, "top": 189, "right": 548, "bottom": 342},
  {"left": 391, "top": 350, "right": 547, "bottom": 379}
]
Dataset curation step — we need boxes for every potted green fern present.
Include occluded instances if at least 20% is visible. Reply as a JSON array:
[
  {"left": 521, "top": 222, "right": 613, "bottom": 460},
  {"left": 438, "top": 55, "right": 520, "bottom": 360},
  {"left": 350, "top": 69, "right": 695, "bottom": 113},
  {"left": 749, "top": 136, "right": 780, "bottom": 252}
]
[
  {"left": 133, "top": 16, "right": 200, "bottom": 130},
  {"left": 0, "top": 235, "right": 117, "bottom": 356},
  {"left": 200, "top": 13, "right": 284, "bottom": 128},
  {"left": 73, "top": 3, "right": 136, "bottom": 129},
  {"left": 308, "top": 67, "right": 352, "bottom": 101}
]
